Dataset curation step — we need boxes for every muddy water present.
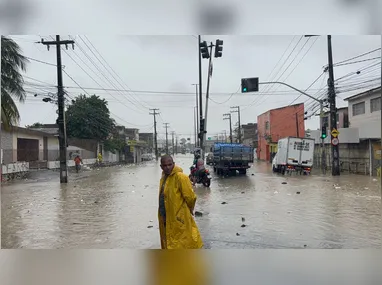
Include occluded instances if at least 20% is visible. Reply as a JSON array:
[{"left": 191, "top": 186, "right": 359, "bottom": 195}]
[{"left": 1, "top": 155, "right": 380, "bottom": 248}]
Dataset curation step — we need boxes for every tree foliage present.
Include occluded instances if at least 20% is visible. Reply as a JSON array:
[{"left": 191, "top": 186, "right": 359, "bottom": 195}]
[
  {"left": 65, "top": 94, "right": 115, "bottom": 140},
  {"left": 27, "top": 122, "right": 43, "bottom": 128},
  {"left": 104, "top": 137, "right": 126, "bottom": 154},
  {"left": 1, "top": 36, "right": 29, "bottom": 130}
]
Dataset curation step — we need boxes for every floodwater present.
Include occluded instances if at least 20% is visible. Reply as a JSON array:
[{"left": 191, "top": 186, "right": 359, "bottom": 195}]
[{"left": 1, "top": 155, "right": 381, "bottom": 249}]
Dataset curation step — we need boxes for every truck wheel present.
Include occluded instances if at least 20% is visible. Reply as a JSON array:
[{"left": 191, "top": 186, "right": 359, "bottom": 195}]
[
  {"left": 239, "top": 169, "right": 247, "bottom": 175},
  {"left": 213, "top": 167, "right": 216, "bottom": 173},
  {"left": 272, "top": 165, "right": 277, "bottom": 173},
  {"left": 281, "top": 166, "right": 286, "bottom": 175}
]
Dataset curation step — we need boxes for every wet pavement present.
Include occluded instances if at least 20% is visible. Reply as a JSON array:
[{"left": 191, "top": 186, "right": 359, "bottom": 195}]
[{"left": 1, "top": 154, "right": 381, "bottom": 249}]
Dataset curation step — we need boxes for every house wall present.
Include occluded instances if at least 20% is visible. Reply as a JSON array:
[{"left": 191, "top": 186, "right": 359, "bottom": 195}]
[
  {"left": 270, "top": 104, "right": 305, "bottom": 142},
  {"left": 103, "top": 150, "right": 120, "bottom": 163},
  {"left": 13, "top": 131, "right": 45, "bottom": 161},
  {"left": 347, "top": 91, "right": 381, "bottom": 139},
  {"left": 1, "top": 130, "right": 14, "bottom": 164},
  {"left": 322, "top": 109, "right": 349, "bottom": 129}
]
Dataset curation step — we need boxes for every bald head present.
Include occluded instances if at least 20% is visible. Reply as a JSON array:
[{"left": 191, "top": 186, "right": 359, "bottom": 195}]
[{"left": 160, "top": 155, "right": 175, "bottom": 175}]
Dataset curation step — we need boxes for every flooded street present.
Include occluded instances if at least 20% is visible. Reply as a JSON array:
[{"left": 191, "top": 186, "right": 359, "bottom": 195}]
[{"left": 1, "top": 155, "right": 381, "bottom": 249}]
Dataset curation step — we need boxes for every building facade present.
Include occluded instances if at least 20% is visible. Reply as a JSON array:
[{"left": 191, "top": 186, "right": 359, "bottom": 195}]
[
  {"left": 257, "top": 103, "right": 305, "bottom": 162},
  {"left": 241, "top": 123, "right": 258, "bottom": 147},
  {"left": 322, "top": 107, "right": 349, "bottom": 129}
]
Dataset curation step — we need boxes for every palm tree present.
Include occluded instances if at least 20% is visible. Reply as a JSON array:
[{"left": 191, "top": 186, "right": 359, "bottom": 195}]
[{"left": 1, "top": 36, "right": 29, "bottom": 130}]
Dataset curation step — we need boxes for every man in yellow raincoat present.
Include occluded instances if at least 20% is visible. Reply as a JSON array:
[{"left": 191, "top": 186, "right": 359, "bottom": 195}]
[{"left": 158, "top": 155, "right": 203, "bottom": 249}]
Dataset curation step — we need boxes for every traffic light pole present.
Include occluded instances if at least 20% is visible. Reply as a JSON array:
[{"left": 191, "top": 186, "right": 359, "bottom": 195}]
[{"left": 202, "top": 43, "right": 214, "bottom": 158}]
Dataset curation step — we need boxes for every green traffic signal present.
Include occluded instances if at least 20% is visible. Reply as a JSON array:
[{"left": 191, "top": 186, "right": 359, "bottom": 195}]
[
  {"left": 322, "top": 134, "right": 327, "bottom": 139},
  {"left": 243, "top": 87, "right": 247, "bottom": 92}
]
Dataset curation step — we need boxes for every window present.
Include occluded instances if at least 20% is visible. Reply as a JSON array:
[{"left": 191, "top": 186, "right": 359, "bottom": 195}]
[
  {"left": 265, "top": 121, "right": 269, "bottom": 130},
  {"left": 352, "top": 102, "right": 365, "bottom": 116},
  {"left": 370, "top": 97, "right": 381, "bottom": 113}
]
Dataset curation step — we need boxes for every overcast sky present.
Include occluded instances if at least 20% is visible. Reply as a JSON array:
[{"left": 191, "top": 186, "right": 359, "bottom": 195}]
[{"left": 10, "top": 35, "right": 381, "bottom": 141}]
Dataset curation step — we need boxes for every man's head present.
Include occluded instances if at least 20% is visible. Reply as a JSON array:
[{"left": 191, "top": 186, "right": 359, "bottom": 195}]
[{"left": 160, "top": 155, "right": 175, "bottom": 175}]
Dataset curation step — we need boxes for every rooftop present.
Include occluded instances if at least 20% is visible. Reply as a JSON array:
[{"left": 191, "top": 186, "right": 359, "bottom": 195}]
[{"left": 343, "top": 86, "right": 381, "bottom": 101}]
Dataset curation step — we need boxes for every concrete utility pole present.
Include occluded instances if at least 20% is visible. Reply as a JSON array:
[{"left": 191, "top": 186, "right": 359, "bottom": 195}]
[
  {"left": 223, "top": 113, "right": 233, "bottom": 143},
  {"left": 231, "top": 106, "right": 242, "bottom": 143},
  {"left": 327, "top": 35, "right": 340, "bottom": 176},
  {"left": 41, "top": 35, "right": 74, "bottom": 184},
  {"left": 176, "top": 136, "right": 178, "bottom": 154},
  {"left": 149, "top": 108, "right": 160, "bottom": 161},
  {"left": 171, "top": 131, "right": 175, "bottom": 156},
  {"left": 163, "top": 123, "right": 170, "bottom": 154}
]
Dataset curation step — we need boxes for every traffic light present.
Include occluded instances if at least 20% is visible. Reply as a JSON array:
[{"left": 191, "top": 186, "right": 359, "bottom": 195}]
[
  {"left": 321, "top": 125, "right": 327, "bottom": 139},
  {"left": 241, "top": 77, "right": 259, "bottom": 93},
  {"left": 214, "top": 39, "right": 223, "bottom": 58},
  {"left": 200, "top": 41, "right": 210, "bottom": 59}
]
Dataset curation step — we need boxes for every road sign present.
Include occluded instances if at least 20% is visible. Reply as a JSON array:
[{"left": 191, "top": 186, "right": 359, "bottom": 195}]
[
  {"left": 331, "top": 128, "right": 339, "bottom": 138},
  {"left": 331, "top": 137, "right": 339, "bottom": 146}
]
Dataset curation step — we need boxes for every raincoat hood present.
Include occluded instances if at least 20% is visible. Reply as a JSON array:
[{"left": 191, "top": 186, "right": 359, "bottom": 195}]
[{"left": 162, "top": 165, "right": 183, "bottom": 177}]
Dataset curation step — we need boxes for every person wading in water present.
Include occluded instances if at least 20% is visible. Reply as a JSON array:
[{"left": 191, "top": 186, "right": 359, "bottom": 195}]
[{"left": 158, "top": 155, "right": 203, "bottom": 249}]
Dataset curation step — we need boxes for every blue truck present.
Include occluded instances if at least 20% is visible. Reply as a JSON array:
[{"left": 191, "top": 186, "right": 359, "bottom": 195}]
[{"left": 212, "top": 143, "right": 254, "bottom": 176}]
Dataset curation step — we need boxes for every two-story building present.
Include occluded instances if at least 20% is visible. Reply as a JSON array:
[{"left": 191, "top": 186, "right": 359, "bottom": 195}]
[
  {"left": 241, "top": 123, "right": 258, "bottom": 147},
  {"left": 321, "top": 107, "right": 349, "bottom": 129},
  {"left": 343, "top": 86, "right": 381, "bottom": 176}
]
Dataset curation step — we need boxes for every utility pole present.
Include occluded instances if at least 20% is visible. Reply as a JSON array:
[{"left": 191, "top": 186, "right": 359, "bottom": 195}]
[
  {"left": 192, "top": 83, "right": 199, "bottom": 146},
  {"left": 295, "top": 113, "right": 300, "bottom": 137},
  {"left": 41, "top": 35, "right": 74, "bottom": 184},
  {"left": 223, "top": 113, "right": 233, "bottom": 143},
  {"left": 194, "top": 107, "right": 197, "bottom": 148},
  {"left": 198, "top": 35, "right": 203, "bottom": 150},
  {"left": 176, "top": 136, "right": 178, "bottom": 154},
  {"left": 163, "top": 123, "right": 170, "bottom": 154},
  {"left": 171, "top": 131, "right": 175, "bottom": 156},
  {"left": 327, "top": 35, "right": 340, "bottom": 176},
  {"left": 149, "top": 108, "right": 160, "bottom": 161},
  {"left": 320, "top": 103, "right": 326, "bottom": 174},
  {"left": 231, "top": 106, "right": 242, "bottom": 143}
]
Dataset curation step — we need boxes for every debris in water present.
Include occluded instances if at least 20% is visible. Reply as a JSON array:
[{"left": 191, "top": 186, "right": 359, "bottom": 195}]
[
  {"left": 150, "top": 220, "right": 153, "bottom": 222},
  {"left": 195, "top": 211, "right": 203, "bottom": 217},
  {"left": 296, "top": 192, "right": 301, "bottom": 194},
  {"left": 241, "top": 191, "right": 245, "bottom": 194},
  {"left": 282, "top": 182, "right": 287, "bottom": 184},
  {"left": 221, "top": 202, "right": 227, "bottom": 205},
  {"left": 364, "top": 187, "right": 369, "bottom": 190},
  {"left": 304, "top": 245, "right": 307, "bottom": 248},
  {"left": 372, "top": 179, "right": 378, "bottom": 182},
  {"left": 94, "top": 201, "right": 98, "bottom": 204},
  {"left": 335, "top": 186, "right": 341, "bottom": 189},
  {"left": 241, "top": 224, "right": 247, "bottom": 228},
  {"left": 242, "top": 217, "right": 245, "bottom": 222},
  {"left": 274, "top": 191, "right": 279, "bottom": 194},
  {"left": 236, "top": 233, "right": 240, "bottom": 236},
  {"left": 147, "top": 226, "right": 153, "bottom": 228},
  {"left": 251, "top": 174, "right": 254, "bottom": 176}
]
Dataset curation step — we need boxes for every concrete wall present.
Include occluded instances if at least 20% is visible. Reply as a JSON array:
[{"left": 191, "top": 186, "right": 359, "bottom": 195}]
[
  {"left": 310, "top": 127, "right": 360, "bottom": 144},
  {"left": 348, "top": 91, "right": 381, "bottom": 139},
  {"left": 313, "top": 141, "right": 372, "bottom": 175},
  {"left": 2, "top": 162, "right": 29, "bottom": 174},
  {"left": 257, "top": 111, "right": 270, "bottom": 161},
  {"left": 47, "top": 158, "right": 97, "bottom": 169},
  {"left": 1, "top": 130, "right": 14, "bottom": 164},
  {"left": 103, "top": 150, "right": 120, "bottom": 163}
]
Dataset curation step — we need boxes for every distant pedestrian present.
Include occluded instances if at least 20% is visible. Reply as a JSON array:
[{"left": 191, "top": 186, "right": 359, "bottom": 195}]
[
  {"left": 97, "top": 152, "right": 103, "bottom": 164},
  {"left": 158, "top": 155, "right": 203, "bottom": 249},
  {"left": 74, "top": 155, "right": 83, "bottom": 173}
]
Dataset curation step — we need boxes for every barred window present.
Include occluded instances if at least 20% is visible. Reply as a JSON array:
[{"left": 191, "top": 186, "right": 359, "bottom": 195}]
[
  {"left": 370, "top": 97, "right": 381, "bottom": 113},
  {"left": 265, "top": 121, "right": 269, "bottom": 130},
  {"left": 352, "top": 102, "right": 365, "bottom": 116}
]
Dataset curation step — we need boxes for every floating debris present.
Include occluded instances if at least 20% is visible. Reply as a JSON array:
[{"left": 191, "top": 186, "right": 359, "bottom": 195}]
[
  {"left": 236, "top": 233, "right": 240, "bottom": 236},
  {"left": 296, "top": 192, "right": 301, "bottom": 194},
  {"left": 241, "top": 224, "right": 247, "bottom": 228},
  {"left": 147, "top": 225, "right": 153, "bottom": 228},
  {"left": 195, "top": 211, "right": 203, "bottom": 217},
  {"left": 221, "top": 202, "right": 227, "bottom": 205},
  {"left": 242, "top": 217, "right": 245, "bottom": 222},
  {"left": 282, "top": 182, "right": 287, "bottom": 184}
]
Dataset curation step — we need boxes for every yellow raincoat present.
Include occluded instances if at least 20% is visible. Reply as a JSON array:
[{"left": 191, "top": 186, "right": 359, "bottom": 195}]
[{"left": 158, "top": 165, "right": 203, "bottom": 249}]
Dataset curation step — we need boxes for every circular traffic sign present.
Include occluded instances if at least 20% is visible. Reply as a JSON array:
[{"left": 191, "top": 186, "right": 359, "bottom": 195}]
[{"left": 331, "top": 137, "right": 339, "bottom": 146}]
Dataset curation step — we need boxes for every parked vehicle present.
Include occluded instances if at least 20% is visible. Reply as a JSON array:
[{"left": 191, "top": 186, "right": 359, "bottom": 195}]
[
  {"left": 142, "top": 153, "right": 154, "bottom": 161},
  {"left": 272, "top": 137, "right": 315, "bottom": 175},
  {"left": 206, "top": 153, "right": 214, "bottom": 165},
  {"left": 189, "top": 166, "right": 211, "bottom": 187},
  {"left": 212, "top": 143, "right": 254, "bottom": 176}
]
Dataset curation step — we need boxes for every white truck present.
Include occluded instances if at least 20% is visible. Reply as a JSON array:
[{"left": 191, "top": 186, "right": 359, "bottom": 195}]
[{"left": 272, "top": 137, "right": 315, "bottom": 175}]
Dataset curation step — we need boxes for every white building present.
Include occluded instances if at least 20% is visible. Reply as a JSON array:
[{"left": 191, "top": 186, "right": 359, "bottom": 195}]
[{"left": 343, "top": 86, "right": 381, "bottom": 139}]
